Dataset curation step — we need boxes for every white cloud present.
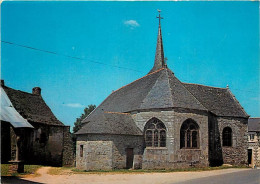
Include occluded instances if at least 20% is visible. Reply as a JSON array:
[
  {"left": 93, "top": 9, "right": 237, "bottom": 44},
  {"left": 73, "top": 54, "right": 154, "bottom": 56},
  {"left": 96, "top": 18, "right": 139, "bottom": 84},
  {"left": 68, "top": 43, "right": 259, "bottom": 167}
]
[
  {"left": 64, "top": 103, "right": 85, "bottom": 108},
  {"left": 124, "top": 20, "right": 140, "bottom": 29}
]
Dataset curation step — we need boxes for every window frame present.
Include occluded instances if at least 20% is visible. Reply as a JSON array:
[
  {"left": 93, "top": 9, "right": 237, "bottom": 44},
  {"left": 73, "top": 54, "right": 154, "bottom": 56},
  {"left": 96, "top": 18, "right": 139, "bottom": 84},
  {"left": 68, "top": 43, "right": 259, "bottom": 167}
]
[
  {"left": 144, "top": 118, "right": 167, "bottom": 148},
  {"left": 249, "top": 133, "right": 255, "bottom": 141},
  {"left": 222, "top": 127, "right": 232, "bottom": 147},
  {"left": 80, "top": 145, "right": 83, "bottom": 157},
  {"left": 180, "top": 119, "right": 200, "bottom": 149}
]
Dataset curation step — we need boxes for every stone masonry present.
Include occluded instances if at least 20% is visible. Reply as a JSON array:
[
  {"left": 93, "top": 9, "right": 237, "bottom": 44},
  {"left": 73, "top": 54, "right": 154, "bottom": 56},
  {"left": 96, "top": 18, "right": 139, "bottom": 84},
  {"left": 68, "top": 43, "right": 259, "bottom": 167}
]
[{"left": 76, "top": 134, "right": 143, "bottom": 170}]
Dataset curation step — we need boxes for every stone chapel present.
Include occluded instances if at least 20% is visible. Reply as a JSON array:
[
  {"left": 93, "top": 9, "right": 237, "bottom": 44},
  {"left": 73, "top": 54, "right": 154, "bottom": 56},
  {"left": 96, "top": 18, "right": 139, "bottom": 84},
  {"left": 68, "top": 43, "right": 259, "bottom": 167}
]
[{"left": 75, "top": 12, "right": 249, "bottom": 170}]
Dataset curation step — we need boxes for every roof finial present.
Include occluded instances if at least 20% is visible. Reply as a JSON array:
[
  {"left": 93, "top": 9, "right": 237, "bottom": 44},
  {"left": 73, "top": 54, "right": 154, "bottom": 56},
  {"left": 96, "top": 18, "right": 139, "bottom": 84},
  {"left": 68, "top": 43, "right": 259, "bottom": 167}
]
[{"left": 148, "top": 10, "right": 165, "bottom": 74}]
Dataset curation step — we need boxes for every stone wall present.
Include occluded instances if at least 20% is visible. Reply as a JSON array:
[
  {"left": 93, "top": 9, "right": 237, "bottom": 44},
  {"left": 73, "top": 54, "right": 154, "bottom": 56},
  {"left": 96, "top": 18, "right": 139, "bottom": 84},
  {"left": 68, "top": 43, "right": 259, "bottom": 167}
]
[
  {"left": 62, "top": 126, "right": 75, "bottom": 166},
  {"left": 133, "top": 108, "right": 209, "bottom": 169},
  {"left": 217, "top": 117, "right": 248, "bottom": 165},
  {"left": 248, "top": 132, "right": 260, "bottom": 167},
  {"left": 2, "top": 121, "right": 74, "bottom": 167},
  {"left": 208, "top": 114, "right": 223, "bottom": 166},
  {"left": 75, "top": 109, "right": 248, "bottom": 170},
  {"left": 76, "top": 134, "right": 143, "bottom": 170},
  {"left": 27, "top": 123, "right": 71, "bottom": 166},
  {"left": 76, "top": 139, "right": 113, "bottom": 170}
]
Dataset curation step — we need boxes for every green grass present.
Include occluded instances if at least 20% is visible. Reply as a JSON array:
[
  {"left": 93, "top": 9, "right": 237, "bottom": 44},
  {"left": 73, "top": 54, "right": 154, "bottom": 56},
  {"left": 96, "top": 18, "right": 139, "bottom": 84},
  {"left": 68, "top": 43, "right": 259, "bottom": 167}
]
[
  {"left": 1, "top": 164, "right": 42, "bottom": 176},
  {"left": 1, "top": 164, "right": 9, "bottom": 176},
  {"left": 70, "top": 165, "right": 250, "bottom": 174}
]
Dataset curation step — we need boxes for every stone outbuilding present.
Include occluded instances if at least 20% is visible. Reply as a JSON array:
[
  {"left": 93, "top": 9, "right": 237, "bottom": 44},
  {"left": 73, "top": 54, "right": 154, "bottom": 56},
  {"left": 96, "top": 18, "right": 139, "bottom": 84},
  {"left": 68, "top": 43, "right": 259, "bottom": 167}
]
[
  {"left": 248, "top": 118, "right": 260, "bottom": 168},
  {"left": 75, "top": 12, "right": 249, "bottom": 170},
  {"left": 1, "top": 80, "right": 74, "bottom": 167}
]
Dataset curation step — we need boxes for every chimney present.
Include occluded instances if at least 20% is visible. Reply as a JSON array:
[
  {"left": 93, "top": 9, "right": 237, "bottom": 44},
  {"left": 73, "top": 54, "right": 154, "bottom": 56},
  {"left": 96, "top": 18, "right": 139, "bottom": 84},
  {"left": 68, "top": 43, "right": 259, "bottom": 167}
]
[
  {"left": 1, "top": 80, "right": 4, "bottom": 86},
  {"left": 32, "top": 87, "right": 41, "bottom": 95}
]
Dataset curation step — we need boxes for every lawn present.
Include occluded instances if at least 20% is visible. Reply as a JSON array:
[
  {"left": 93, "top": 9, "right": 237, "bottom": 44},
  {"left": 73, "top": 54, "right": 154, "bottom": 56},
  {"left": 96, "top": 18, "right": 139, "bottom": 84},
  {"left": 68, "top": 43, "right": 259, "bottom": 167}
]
[
  {"left": 1, "top": 164, "right": 42, "bottom": 176},
  {"left": 48, "top": 165, "right": 250, "bottom": 175}
]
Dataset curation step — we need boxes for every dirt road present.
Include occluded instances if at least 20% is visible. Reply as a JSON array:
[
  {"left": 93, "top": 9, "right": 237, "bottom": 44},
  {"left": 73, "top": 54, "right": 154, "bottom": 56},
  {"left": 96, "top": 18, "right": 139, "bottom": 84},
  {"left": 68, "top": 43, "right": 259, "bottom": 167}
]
[{"left": 15, "top": 167, "right": 251, "bottom": 184}]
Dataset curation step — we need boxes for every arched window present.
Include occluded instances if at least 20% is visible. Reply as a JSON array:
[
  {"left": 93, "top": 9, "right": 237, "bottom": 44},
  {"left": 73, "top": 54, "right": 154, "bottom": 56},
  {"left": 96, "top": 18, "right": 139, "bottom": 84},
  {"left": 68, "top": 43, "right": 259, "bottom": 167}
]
[
  {"left": 180, "top": 119, "right": 199, "bottom": 149},
  {"left": 144, "top": 118, "right": 166, "bottom": 147},
  {"left": 222, "top": 127, "right": 232, "bottom": 147}
]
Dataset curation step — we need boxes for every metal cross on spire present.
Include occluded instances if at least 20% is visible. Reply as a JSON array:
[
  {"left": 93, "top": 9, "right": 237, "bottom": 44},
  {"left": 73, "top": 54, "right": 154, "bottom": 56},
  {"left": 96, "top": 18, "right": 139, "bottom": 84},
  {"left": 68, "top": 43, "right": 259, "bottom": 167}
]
[
  {"left": 149, "top": 9, "right": 165, "bottom": 74},
  {"left": 157, "top": 9, "right": 163, "bottom": 26}
]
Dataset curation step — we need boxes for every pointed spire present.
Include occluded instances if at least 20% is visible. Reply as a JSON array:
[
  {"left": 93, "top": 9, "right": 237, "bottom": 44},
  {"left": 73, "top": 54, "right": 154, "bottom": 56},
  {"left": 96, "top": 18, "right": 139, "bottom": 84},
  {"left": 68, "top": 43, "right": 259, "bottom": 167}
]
[{"left": 149, "top": 10, "right": 166, "bottom": 74}]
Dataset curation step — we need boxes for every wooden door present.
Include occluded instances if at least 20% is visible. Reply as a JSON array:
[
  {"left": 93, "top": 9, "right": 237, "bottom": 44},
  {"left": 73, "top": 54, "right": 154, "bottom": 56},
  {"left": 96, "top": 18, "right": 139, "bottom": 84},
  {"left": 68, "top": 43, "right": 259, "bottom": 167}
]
[{"left": 126, "top": 148, "right": 134, "bottom": 169}]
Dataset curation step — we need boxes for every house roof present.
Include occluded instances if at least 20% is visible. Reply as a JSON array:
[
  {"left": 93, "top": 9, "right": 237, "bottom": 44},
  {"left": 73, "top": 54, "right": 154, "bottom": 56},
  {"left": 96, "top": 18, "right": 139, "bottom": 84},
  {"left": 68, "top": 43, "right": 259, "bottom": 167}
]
[
  {"left": 76, "top": 111, "right": 142, "bottom": 135},
  {"left": 248, "top": 118, "right": 260, "bottom": 132},
  {"left": 0, "top": 87, "right": 33, "bottom": 128},
  {"left": 183, "top": 83, "right": 249, "bottom": 118},
  {"left": 2, "top": 85, "right": 64, "bottom": 126}
]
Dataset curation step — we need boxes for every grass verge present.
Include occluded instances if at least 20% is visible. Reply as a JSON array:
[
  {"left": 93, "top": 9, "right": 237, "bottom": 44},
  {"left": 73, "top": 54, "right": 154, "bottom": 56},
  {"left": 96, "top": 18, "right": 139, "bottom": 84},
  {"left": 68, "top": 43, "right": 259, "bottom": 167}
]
[
  {"left": 1, "top": 164, "right": 42, "bottom": 177},
  {"left": 48, "top": 165, "right": 249, "bottom": 175}
]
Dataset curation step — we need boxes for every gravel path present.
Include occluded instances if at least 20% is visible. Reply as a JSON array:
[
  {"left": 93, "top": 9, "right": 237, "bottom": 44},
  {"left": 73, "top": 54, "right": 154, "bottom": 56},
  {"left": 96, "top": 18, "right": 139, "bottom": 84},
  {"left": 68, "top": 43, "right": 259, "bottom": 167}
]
[{"left": 21, "top": 167, "right": 250, "bottom": 184}]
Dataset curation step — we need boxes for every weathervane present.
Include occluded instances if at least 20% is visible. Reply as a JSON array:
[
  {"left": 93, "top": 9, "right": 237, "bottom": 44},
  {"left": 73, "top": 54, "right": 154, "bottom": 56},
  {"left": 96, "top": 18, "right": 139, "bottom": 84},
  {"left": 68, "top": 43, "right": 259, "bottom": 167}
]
[{"left": 157, "top": 9, "right": 163, "bottom": 25}]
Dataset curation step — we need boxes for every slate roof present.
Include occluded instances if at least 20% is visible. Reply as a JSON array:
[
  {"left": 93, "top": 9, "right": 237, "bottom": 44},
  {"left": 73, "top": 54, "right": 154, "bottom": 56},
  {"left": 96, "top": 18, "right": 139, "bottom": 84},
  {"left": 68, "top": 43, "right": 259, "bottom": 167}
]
[
  {"left": 78, "top": 68, "right": 249, "bottom": 135},
  {"left": 248, "top": 118, "right": 260, "bottom": 132},
  {"left": 183, "top": 83, "right": 249, "bottom": 118},
  {"left": 2, "top": 85, "right": 64, "bottom": 126},
  {"left": 76, "top": 112, "right": 142, "bottom": 135},
  {"left": 81, "top": 68, "right": 206, "bottom": 123}
]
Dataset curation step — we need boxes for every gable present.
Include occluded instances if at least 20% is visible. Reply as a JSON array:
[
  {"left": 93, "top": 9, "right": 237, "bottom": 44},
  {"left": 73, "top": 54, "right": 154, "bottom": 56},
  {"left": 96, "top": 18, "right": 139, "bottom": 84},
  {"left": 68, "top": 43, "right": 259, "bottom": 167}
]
[
  {"left": 3, "top": 86, "right": 64, "bottom": 126},
  {"left": 183, "top": 83, "right": 249, "bottom": 118}
]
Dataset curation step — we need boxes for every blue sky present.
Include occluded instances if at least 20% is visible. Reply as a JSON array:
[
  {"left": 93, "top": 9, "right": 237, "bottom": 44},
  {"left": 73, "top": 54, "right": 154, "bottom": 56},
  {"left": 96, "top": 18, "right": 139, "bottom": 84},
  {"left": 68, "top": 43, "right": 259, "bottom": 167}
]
[{"left": 1, "top": 1, "right": 259, "bottom": 129}]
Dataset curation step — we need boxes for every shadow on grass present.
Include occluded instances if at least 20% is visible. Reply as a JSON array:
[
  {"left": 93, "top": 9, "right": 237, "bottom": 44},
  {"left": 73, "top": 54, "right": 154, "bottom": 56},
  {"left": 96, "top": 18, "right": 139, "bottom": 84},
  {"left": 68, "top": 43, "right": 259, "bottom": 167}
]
[{"left": 1, "top": 176, "right": 43, "bottom": 184}]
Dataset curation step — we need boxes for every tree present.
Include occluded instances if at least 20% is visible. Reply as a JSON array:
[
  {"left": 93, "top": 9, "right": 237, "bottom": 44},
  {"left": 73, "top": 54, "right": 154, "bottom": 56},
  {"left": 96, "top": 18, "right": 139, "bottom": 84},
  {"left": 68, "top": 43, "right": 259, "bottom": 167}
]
[
  {"left": 72, "top": 104, "right": 96, "bottom": 153},
  {"left": 73, "top": 104, "right": 96, "bottom": 133}
]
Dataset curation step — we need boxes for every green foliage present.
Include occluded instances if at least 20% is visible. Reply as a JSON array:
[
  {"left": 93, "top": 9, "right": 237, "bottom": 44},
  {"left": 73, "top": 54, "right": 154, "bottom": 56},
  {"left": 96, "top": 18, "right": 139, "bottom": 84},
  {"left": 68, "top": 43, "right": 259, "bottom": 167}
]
[
  {"left": 73, "top": 104, "right": 96, "bottom": 133},
  {"left": 72, "top": 104, "right": 96, "bottom": 153}
]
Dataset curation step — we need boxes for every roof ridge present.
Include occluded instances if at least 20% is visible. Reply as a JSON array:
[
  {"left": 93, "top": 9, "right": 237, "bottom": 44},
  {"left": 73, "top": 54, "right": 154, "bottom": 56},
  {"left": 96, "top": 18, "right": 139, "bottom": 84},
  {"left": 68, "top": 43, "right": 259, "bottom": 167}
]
[
  {"left": 167, "top": 69, "right": 207, "bottom": 110},
  {"left": 104, "top": 111, "right": 130, "bottom": 115},
  {"left": 3, "top": 85, "right": 39, "bottom": 96},
  {"left": 165, "top": 70, "right": 174, "bottom": 107},
  {"left": 183, "top": 82, "right": 227, "bottom": 90},
  {"left": 111, "top": 68, "right": 165, "bottom": 94},
  {"left": 140, "top": 69, "right": 170, "bottom": 108}
]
